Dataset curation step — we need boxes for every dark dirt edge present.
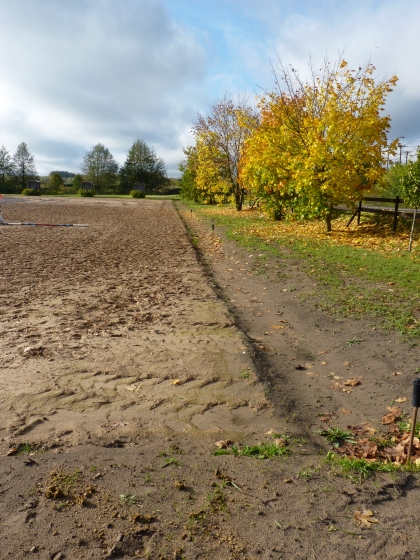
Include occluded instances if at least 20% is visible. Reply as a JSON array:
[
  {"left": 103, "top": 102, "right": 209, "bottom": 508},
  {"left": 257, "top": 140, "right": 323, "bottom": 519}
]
[{"left": 174, "top": 201, "right": 328, "bottom": 454}]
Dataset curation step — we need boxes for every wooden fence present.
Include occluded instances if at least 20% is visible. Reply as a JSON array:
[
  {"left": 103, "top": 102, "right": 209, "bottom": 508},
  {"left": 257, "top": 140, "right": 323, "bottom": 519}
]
[{"left": 346, "top": 196, "right": 405, "bottom": 232}]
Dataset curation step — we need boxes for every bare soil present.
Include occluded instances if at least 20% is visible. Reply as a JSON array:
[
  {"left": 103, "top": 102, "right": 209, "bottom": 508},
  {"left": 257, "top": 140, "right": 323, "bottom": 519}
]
[{"left": 0, "top": 197, "right": 419, "bottom": 559}]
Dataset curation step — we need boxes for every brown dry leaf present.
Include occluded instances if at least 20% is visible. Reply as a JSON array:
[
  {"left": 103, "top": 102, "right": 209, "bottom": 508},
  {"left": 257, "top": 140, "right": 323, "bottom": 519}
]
[
  {"left": 343, "top": 361, "right": 352, "bottom": 367},
  {"left": 283, "top": 479, "right": 292, "bottom": 483},
  {"left": 270, "top": 325, "right": 285, "bottom": 330},
  {"left": 306, "top": 372, "right": 318, "bottom": 378},
  {"left": 341, "top": 408, "right": 351, "bottom": 414},
  {"left": 321, "top": 361, "right": 327, "bottom": 365},
  {"left": 215, "top": 440, "right": 232, "bottom": 449},
  {"left": 274, "top": 438, "right": 286, "bottom": 447},
  {"left": 395, "top": 397, "right": 407, "bottom": 403},
  {"left": 392, "top": 371, "right": 403, "bottom": 376},
  {"left": 171, "top": 379, "right": 182, "bottom": 386},
  {"left": 265, "top": 429, "right": 275, "bottom": 435},
  {"left": 344, "top": 378, "right": 361, "bottom": 387},
  {"left": 320, "top": 412, "right": 335, "bottom": 423},
  {"left": 354, "top": 510, "right": 379, "bottom": 528},
  {"left": 318, "top": 350, "right": 327, "bottom": 355},
  {"left": 343, "top": 388, "right": 353, "bottom": 394},
  {"left": 6, "top": 447, "right": 19, "bottom": 456},
  {"left": 382, "top": 406, "right": 402, "bottom": 425}
]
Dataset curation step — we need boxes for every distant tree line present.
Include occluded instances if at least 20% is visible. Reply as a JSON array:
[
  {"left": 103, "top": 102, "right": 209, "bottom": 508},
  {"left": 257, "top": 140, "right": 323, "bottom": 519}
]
[
  {"left": 0, "top": 139, "right": 172, "bottom": 195},
  {"left": 0, "top": 142, "right": 39, "bottom": 193}
]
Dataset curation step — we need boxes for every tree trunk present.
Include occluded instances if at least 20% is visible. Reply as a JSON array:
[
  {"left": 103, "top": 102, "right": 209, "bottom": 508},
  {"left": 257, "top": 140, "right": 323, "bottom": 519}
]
[
  {"left": 325, "top": 204, "right": 333, "bottom": 232},
  {"left": 235, "top": 191, "right": 242, "bottom": 211},
  {"left": 409, "top": 208, "right": 417, "bottom": 252}
]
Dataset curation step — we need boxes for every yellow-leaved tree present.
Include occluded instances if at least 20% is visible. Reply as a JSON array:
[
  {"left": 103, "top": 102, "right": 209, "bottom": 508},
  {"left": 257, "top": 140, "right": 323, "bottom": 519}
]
[
  {"left": 189, "top": 95, "right": 259, "bottom": 210},
  {"left": 240, "top": 57, "right": 398, "bottom": 230}
]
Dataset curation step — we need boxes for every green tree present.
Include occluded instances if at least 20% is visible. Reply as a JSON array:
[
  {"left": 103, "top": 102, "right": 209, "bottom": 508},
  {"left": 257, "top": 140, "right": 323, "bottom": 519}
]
[
  {"left": 72, "top": 173, "right": 83, "bottom": 192},
  {"left": 48, "top": 172, "right": 63, "bottom": 194},
  {"left": 0, "top": 146, "right": 14, "bottom": 190},
  {"left": 12, "top": 142, "right": 38, "bottom": 192},
  {"left": 400, "top": 152, "right": 420, "bottom": 251},
  {"left": 119, "top": 139, "right": 168, "bottom": 194},
  {"left": 80, "top": 143, "right": 118, "bottom": 193}
]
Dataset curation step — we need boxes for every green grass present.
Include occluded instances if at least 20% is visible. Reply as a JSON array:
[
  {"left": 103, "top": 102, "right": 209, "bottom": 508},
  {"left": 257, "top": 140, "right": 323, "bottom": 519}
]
[
  {"left": 326, "top": 451, "right": 420, "bottom": 480},
  {"left": 179, "top": 201, "right": 420, "bottom": 340},
  {"left": 318, "top": 427, "right": 356, "bottom": 448},
  {"left": 214, "top": 442, "right": 290, "bottom": 459}
]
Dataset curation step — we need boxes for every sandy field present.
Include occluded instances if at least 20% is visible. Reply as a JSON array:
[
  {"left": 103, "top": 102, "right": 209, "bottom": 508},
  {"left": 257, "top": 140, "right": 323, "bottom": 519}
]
[{"left": 0, "top": 197, "right": 420, "bottom": 559}]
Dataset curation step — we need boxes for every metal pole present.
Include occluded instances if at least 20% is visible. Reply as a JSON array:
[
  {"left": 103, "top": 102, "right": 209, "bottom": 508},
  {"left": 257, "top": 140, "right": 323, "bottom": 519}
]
[
  {"left": 407, "top": 378, "right": 420, "bottom": 464},
  {"left": 407, "top": 407, "right": 418, "bottom": 465}
]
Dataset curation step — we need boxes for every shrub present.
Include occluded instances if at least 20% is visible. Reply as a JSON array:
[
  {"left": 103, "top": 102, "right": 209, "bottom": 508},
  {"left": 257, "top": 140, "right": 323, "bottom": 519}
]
[
  {"left": 130, "top": 190, "right": 146, "bottom": 198},
  {"left": 22, "top": 188, "right": 39, "bottom": 196},
  {"left": 78, "top": 189, "right": 95, "bottom": 197}
]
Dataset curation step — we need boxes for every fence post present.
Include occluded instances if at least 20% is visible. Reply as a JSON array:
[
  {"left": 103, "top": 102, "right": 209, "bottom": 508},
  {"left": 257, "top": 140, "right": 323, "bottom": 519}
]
[
  {"left": 393, "top": 196, "right": 400, "bottom": 232},
  {"left": 357, "top": 200, "right": 362, "bottom": 225}
]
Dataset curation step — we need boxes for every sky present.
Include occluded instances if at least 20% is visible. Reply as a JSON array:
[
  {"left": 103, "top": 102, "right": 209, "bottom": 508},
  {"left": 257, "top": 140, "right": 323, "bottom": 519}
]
[{"left": 1, "top": 0, "right": 420, "bottom": 176}]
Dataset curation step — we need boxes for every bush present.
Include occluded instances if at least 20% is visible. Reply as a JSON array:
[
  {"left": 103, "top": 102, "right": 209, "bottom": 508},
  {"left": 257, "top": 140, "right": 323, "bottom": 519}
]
[
  {"left": 130, "top": 190, "right": 146, "bottom": 198},
  {"left": 22, "top": 188, "right": 40, "bottom": 196},
  {"left": 78, "top": 189, "right": 95, "bottom": 197}
]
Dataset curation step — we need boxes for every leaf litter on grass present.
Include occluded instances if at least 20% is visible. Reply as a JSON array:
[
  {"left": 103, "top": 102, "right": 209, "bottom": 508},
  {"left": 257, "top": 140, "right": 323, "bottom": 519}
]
[{"left": 322, "top": 406, "right": 420, "bottom": 471}]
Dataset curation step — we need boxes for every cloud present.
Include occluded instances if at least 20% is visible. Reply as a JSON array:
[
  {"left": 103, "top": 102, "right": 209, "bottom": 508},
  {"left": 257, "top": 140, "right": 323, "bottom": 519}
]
[{"left": 0, "top": 0, "right": 207, "bottom": 174}]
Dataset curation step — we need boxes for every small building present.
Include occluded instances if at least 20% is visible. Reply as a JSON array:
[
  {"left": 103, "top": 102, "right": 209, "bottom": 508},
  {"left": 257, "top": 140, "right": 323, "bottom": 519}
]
[
  {"left": 133, "top": 182, "right": 146, "bottom": 192},
  {"left": 27, "top": 180, "right": 41, "bottom": 191},
  {"left": 81, "top": 181, "right": 94, "bottom": 191}
]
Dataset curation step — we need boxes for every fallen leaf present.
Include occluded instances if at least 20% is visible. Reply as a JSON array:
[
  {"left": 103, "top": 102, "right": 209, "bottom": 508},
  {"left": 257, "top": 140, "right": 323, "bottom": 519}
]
[
  {"left": 395, "top": 397, "right": 407, "bottom": 403},
  {"left": 320, "top": 412, "right": 335, "bottom": 423},
  {"left": 215, "top": 440, "right": 232, "bottom": 449},
  {"left": 344, "top": 378, "right": 361, "bottom": 387},
  {"left": 392, "top": 371, "right": 403, "bottom": 376},
  {"left": 354, "top": 510, "right": 379, "bottom": 528},
  {"left": 274, "top": 438, "right": 286, "bottom": 447},
  {"left": 343, "top": 361, "right": 352, "bottom": 367},
  {"left": 171, "top": 379, "right": 181, "bottom": 386},
  {"left": 321, "top": 361, "right": 327, "bottom": 365},
  {"left": 382, "top": 406, "right": 402, "bottom": 425},
  {"left": 341, "top": 408, "right": 351, "bottom": 414},
  {"left": 306, "top": 372, "right": 318, "bottom": 378},
  {"left": 318, "top": 350, "right": 327, "bottom": 355},
  {"left": 283, "top": 479, "right": 292, "bottom": 483},
  {"left": 270, "top": 325, "right": 285, "bottom": 330},
  {"left": 6, "top": 447, "right": 19, "bottom": 456}
]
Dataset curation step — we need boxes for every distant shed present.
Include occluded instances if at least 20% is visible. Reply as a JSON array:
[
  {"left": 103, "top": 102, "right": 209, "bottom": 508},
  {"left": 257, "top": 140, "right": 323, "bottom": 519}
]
[{"left": 133, "top": 182, "right": 146, "bottom": 192}]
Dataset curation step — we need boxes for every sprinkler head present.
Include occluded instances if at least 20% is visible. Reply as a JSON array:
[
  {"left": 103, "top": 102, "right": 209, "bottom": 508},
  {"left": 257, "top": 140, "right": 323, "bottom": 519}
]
[{"left": 412, "top": 378, "right": 420, "bottom": 408}]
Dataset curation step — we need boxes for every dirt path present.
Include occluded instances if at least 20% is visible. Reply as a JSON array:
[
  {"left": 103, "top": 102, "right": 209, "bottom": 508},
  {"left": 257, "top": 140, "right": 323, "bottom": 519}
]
[{"left": 0, "top": 197, "right": 419, "bottom": 559}]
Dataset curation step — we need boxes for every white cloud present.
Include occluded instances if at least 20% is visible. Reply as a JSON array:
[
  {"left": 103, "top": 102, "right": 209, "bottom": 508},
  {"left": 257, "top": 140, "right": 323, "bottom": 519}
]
[{"left": 0, "top": 0, "right": 207, "bottom": 174}]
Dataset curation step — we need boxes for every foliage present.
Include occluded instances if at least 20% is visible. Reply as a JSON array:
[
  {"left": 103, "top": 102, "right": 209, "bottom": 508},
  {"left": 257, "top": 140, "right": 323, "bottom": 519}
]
[
  {"left": 130, "top": 189, "right": 146, "bottom": 198},
  {"left": 72, "top": 174, "right": 83, "bottom": 192},
  {"left": 78, "top": 188, "right": 94, "bottom": 197},
  {"left": 48, "top": 172, "right": 64, "bottom": 194},
  {"left": 375, "top": 163, "right": 406, "bottom": 198},
  {"left": 119, "top": 139, "right": 167, "bottom": 194},
  {"left": 190, "top": 95, "right": 259, "bottom": 210},
  {"left": 400, "top": 151, "right": 420, "bottom": 250},
  {"left": 80, "top": 143, "right": 118, "bottom": 194},
  {"left": 22, "top": 188, "right": 39, "bottom": 196},
  {"left": 400, "top": 152, "right": 420, "bottom": 209},
  {"left": 12, "top": 142, "right": 38, "bottom": 192},
  {"left": 49, "top": 170, "right": 76, "bottom": 179},
  {"left": 179, "top": 147, "right": 202, "bottom": 202},
  {"left": 0, "top": 146, "right": 14, "bottom": 189},
  {"left": 240, "top": 57, "right": 398, "bottom": 231}
]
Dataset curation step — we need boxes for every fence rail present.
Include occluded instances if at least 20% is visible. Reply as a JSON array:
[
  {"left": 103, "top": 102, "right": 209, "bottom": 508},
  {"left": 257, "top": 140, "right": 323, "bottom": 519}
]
[{"left": 345, "top": 196, "right": 408, "bottom": 231}]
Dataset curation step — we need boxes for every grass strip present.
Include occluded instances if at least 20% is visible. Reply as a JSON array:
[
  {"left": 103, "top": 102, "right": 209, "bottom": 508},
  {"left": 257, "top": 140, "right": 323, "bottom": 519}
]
[{"left": 179, "top": 202, "right": 420, "bottom": 341}]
